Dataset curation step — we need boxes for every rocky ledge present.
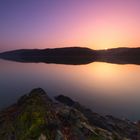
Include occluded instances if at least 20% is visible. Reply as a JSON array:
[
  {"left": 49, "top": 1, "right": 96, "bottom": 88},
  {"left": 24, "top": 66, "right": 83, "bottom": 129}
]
[{"left": 0, "top": 88, "right": 140, "bottom": 140}]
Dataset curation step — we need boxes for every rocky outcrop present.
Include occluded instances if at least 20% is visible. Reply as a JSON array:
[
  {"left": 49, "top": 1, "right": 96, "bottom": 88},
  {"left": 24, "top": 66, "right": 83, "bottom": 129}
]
[
  {"left": 0, "top": 88, "right": 139, "bottom": 140},
  {"left": 56, "top": 95, "right": 139, "bottom": 140}
]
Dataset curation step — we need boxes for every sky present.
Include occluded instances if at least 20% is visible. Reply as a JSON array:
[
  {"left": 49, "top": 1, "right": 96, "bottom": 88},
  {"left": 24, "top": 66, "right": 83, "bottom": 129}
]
[{"left": 0, "top": 0, "right": 140, "bottom": 51}]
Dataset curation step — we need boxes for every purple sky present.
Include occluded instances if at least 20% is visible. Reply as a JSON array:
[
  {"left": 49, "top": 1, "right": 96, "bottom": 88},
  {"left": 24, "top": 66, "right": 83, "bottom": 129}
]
[{"left": 0, "top": 0, "right": 140, "bottom": 51}]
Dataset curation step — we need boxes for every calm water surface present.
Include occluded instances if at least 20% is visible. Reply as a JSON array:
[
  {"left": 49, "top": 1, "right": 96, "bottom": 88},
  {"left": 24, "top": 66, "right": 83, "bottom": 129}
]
[{"left": 0, "top": 59, "right": 140, "bottom": 121}]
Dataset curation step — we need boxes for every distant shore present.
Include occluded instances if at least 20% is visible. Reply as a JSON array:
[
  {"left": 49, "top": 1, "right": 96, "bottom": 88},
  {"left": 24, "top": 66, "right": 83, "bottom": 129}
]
[{"left": 0, "top": 47, "right": 140, "bottom": 65}]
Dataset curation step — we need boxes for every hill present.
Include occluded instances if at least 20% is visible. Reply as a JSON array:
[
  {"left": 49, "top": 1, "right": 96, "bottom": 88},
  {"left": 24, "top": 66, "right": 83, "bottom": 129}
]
[
  {"left": 97, "top": 47, "right": 140, "bottom": 65},
  {"left": 0, "top": 47, "right": 96, "bottom": 65},
  {"left": 0, "top": 47, "right": 140, "bottom": 65}
]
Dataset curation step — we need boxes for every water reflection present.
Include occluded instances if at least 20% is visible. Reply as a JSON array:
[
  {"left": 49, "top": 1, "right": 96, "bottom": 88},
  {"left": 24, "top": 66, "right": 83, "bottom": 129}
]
[{"left": 0, "top": 59, "right": 140, "bottom": 120}]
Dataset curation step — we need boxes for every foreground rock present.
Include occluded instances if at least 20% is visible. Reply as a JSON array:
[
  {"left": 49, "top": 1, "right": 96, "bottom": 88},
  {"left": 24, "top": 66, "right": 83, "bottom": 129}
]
[
  {"left": 55, "top": 95, "right": 139, "bottom": 139},
  {"left": 0, "top": 88, "right": 139, "bottom": 140}
]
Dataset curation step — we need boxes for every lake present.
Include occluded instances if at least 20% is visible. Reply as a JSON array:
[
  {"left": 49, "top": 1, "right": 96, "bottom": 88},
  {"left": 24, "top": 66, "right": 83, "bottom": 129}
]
[{"left": 0, "top": 59, "right": 140, "bottom": 121}]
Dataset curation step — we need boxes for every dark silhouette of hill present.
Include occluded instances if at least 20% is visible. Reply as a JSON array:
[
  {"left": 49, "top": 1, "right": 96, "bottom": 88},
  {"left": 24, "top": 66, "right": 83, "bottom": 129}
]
[
  {"left": 97, "top": 47, "right": 140, "bottom": 65},
  {"left": 0, "top": 47, "right": 97, "bottom": 65},
  {"left": 0, "top": 47, "right": 140, "bottom": 65}
]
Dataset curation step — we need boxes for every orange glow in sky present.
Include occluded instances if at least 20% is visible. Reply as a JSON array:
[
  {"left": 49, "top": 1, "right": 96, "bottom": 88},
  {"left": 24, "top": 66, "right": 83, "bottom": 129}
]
[{"left": 1, "top": 0, "right": 140, "bottom": 51}]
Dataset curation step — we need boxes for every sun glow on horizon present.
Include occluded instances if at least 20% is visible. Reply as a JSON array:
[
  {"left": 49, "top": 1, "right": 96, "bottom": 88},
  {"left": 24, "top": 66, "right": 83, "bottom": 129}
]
[{"left": 0, "top": 0, "right": 140, "bottom": 51}]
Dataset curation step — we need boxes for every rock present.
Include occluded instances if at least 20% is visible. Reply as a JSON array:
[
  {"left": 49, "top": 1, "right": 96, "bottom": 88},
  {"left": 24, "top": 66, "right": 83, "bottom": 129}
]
[
  {"left": 0, "top": 88, "right": 139, "bottom": 140},
  {"left": 55, "top": 94, "right": 139, "bottom": 140},
  {"left": 55, "top": 130, "right": 64, "bottom": 140},
  {"left": 55, "top": 95, "right": 75, "bottom": 106},
  {"left": 39, "top": 133, "right": 47, "bottom": 140}
]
